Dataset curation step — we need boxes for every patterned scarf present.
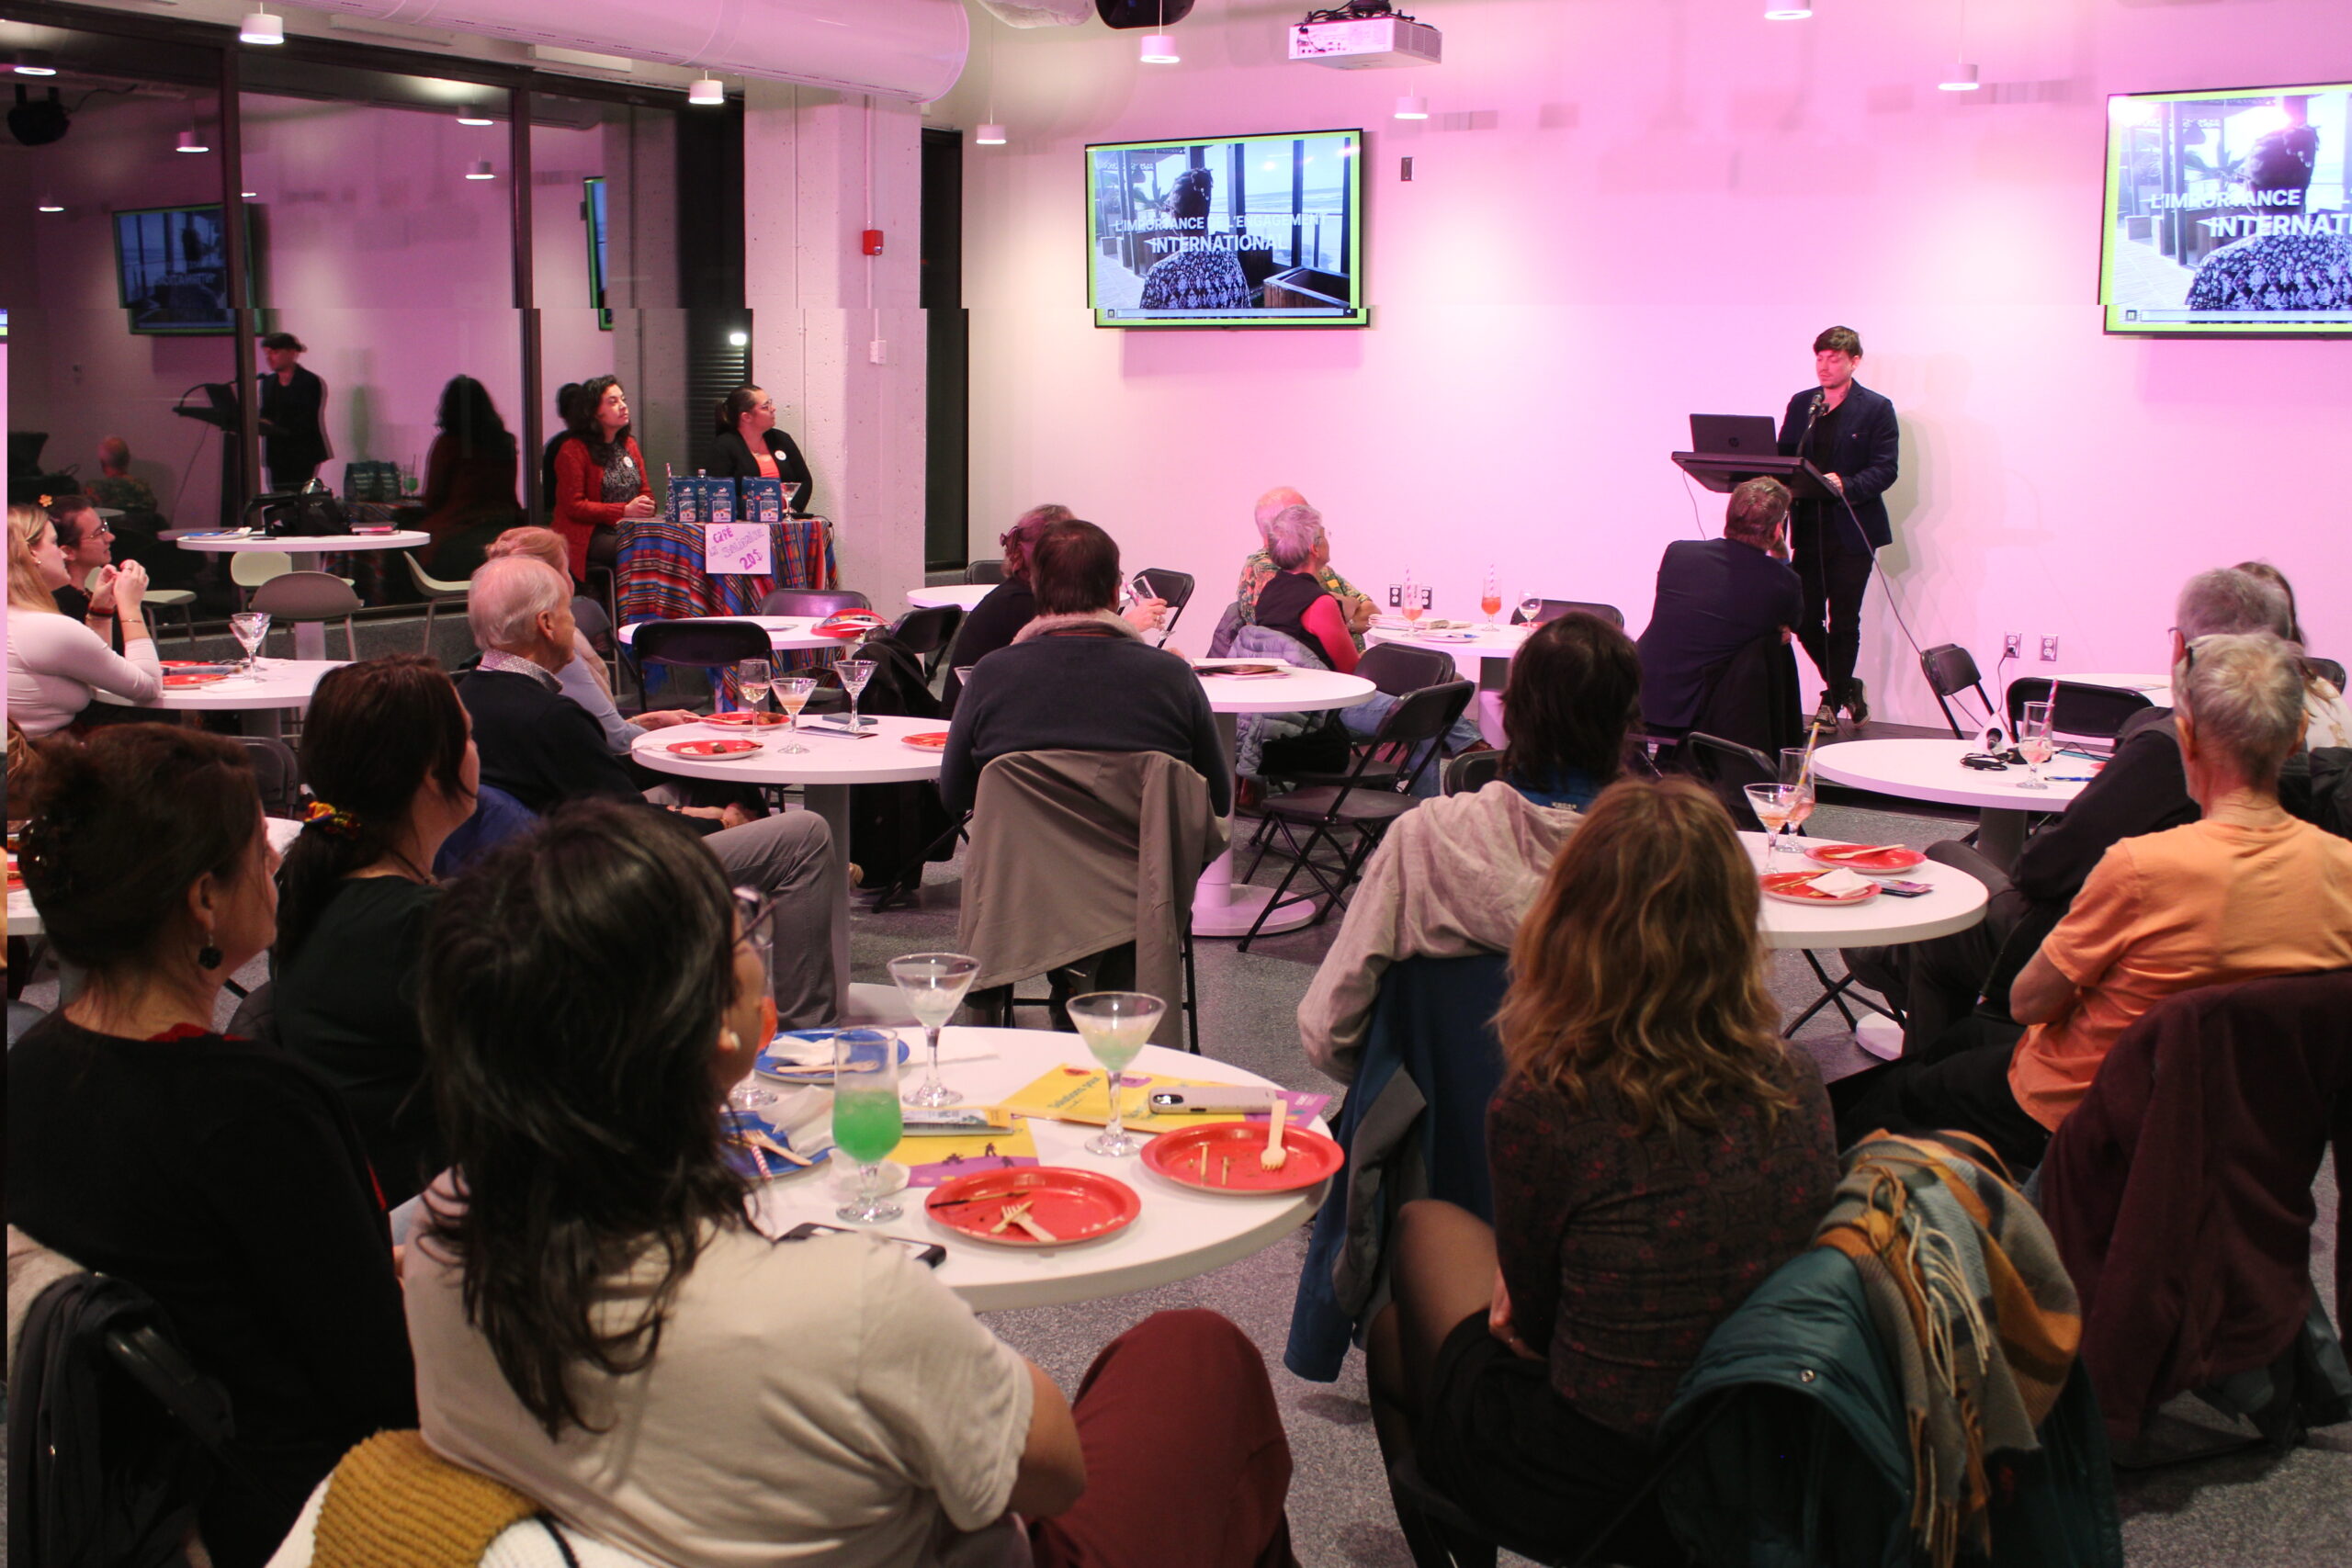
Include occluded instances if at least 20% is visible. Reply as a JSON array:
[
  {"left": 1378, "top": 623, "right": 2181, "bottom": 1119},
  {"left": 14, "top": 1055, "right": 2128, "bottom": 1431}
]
[{"left": 1813, "top": 1133, "right": 2082, "bottom": 1568}]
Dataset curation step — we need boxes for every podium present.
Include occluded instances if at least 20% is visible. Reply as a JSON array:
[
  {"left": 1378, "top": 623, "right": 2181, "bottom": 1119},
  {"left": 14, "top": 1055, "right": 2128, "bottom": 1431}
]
[
  {"left": 174, "top": 382, "right": 244, "bottom": 530},
  {"left": 1669, "top": 450, "right": 1840, "bottom": 503}
]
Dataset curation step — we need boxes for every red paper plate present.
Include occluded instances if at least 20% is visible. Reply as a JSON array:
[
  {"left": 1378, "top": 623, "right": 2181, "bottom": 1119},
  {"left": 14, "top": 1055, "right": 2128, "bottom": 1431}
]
[
  {"left": 901, "top": 731, "right": 950, "bottom": 751},
  {"left": 163, "top": 672, "right": 228, "bottom": 688},
  {"left": 1144, "top": 1122, "right": 1342, "bottom": 1196},
  {"left": 1804, "top": 843, "right": 1927, "bottom": 874},
  {"left": 925, "top": 1167, "right": 1140, "bottom": 1248},
  {"left": 1761, "top": 871, "right": 1882, "bottom": 907},
  {"left": 701, "top": 711, "right": 790, "bottom": 727},
  {"left": 666, "top": 738, "right": 760, "bottom": 759}
]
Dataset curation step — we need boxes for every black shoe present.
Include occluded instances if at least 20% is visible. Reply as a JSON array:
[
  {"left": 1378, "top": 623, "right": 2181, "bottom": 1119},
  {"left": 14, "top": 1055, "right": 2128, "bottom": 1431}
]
[
  {"left": 1812, "top": 694, "right": 1841, "bottom": 732},
  {"left": 1844, "top": 679, "right": 1870, "bottom": 727}
]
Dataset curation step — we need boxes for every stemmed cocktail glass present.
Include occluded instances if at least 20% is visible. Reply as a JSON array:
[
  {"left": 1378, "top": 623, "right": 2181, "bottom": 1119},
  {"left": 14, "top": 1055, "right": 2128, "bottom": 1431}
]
[
  {"left": 1068, "top": 991, "right": 1165, "bottom": 1158},
  {"left": 890, "top": 952, "right": 981, "bottom": 1108}
]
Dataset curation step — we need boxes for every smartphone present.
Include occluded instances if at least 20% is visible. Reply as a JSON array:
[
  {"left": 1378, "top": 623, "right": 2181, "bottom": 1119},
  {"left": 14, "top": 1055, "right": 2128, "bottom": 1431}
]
[
  {"left": 780, "top": 1222, "right": 946, "bottom": 1268},
  {"left": 1129, "top": 571, "right": 1157, "bottom": 604},
  {"left": 1148, "top": 1088, "right": 1278, "bottom": 1113},
  {"left": 1877, "top": 879, "right": 1937, "bottom": 897}
]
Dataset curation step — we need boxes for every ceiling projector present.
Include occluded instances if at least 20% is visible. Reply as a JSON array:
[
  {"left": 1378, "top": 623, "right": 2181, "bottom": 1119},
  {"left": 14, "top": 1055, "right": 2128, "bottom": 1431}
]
[{"left": 1289, "top": 4, "right": 1440, "bottom": 69}]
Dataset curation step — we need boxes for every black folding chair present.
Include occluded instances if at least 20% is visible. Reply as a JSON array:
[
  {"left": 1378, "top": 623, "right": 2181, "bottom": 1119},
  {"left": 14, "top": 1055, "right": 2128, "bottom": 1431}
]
[
  {"left": 1277, "top": 643, "right": 1458, "bottom": 793},
  {"left": 1130, "top": 567, "right": 1197, "bottom": 637},
  {"left": 888, "top": 603, "right": 965, "bottom": 682},
  {"left": 760, "top": 587, "right": 872, "bottom": 618},
  {"left": 630, "top": 619, "right": 775, "bottom": 709},
  {"left": 963, "top": 559, "right": 1004, "bottom": 585},
  {"left": 1238, "top": 680, "right": 1474, "bottom": 952},
  {"left": 2006, "top": 678, "right": 2153, "bottom": 742},
  {"left": 2311, "top": 656, "right": 2346, "bottom": 693},
  {"left": 1919, "top": 643, "right": 1995, "bottom": 739},
  {"left": 1442, "top": 749, "right": 1505, "bottom": 796},
  {"left": 1510, "top": 599, "right": 1623, "bottom": 629}
]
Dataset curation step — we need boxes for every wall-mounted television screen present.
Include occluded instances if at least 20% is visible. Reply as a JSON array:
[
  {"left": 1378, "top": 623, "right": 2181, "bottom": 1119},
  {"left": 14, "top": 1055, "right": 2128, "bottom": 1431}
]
[
  {"left": 1088, "top": 129, "right": 1365, "bottom": 327},
  {"left": 2100, "top": 82, "right": 2351, "bottom": 336},
  {"left": 113, "top": 204, "right": 254, "bottom": 335}
]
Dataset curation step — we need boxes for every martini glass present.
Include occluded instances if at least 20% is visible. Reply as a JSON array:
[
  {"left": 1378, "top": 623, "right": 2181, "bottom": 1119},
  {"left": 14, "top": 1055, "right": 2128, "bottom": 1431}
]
[
  {"left": 837, "top": 658, "right": 876, "bottom": 730},
  {"left": 890, "top": 952, "right": 981, "bottom": 1107},
  {"left": 775, "top": 676, "right": 816, "bottom": 753},
  {"left": 1068, "top": 991, "right": 1165, "bottom": 1157}
]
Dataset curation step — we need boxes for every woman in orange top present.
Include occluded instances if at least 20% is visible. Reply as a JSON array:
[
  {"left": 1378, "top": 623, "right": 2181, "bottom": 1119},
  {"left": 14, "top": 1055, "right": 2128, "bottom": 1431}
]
[
  {"left": 549, "top": 375, "right": 654, "bottom": 583},
  {"left": 709, "top": 385, "right": 815, "bottom": 514}
]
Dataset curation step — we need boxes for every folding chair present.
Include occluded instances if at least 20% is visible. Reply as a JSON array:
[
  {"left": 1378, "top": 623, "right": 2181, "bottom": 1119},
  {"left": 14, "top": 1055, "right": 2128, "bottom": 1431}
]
[
  {"left": 1510, "top": 599, "right": 1623, "bottom": 629},
  {"left": 1919, "top": 643, "right": 1995, "bottom": 739},
  {"left": 1238, "top": 680, "right": 1473, "bottom": 952},
  {"left": 1442, "top": 749, "right": 1504, "bottom": 796},
  {"left": 762, "top": 587, "right": 872, "bottom": 618},
  {"left": 888, "top": 603, "right": 965, "bottom": 682},
  {"left": 963, "top": 559, "right": 1004, "bottom": 585},
  {"left": 1277, "top": 642, "right": 1458, "bottom": 793},
  {"left": 1130, "top": 567, "right": 1198, "bottom": 637},
  {"left": 2006, "top": 678, "right": 2153, "bottom": 742},
  {"left": 630, "top": 619, "right": 775, "bottom": 711}
]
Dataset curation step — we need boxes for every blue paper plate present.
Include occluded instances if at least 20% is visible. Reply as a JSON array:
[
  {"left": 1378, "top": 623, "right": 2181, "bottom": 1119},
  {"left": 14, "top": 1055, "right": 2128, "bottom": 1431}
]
[
  {"left": 754, "top": 1028, "right": 911, "bottom": 1083},
  {"left": 720, "top": 1108, "right": 828, "bottom": 1181}
]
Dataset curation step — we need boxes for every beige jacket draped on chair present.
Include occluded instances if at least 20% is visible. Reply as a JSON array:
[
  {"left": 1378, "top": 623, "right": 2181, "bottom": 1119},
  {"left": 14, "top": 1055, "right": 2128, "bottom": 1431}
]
[{"left": 956, "top": 749, "right": 1228, "bottom": 1048}]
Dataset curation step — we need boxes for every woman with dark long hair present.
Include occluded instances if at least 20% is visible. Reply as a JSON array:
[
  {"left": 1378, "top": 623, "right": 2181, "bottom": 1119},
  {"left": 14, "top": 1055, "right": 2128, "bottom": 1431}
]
[
  {"left": 708, "top": 383, "right": 815, "bottom": 512},
  {"left": 273, "top": 655, "right": 479, "bottom": 1206},
  {"left": 8, "top": 725, "right": 414, "bottom": 1566},
  {"left": 415, "top": 374, "right": 522, "bottom": 576},
  {"left": 1365, "top": 778, "right": 1838, "bottom": 1564},
  {"left": 548, "top": 373, "right": 654, "bottom": 583},
  {"left": 406, "top": 802, "right": 1295, "bottom": 1567}
]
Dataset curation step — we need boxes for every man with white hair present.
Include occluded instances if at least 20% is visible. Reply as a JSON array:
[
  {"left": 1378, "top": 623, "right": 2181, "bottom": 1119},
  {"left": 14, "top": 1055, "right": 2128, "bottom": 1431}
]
[
  {"left": 1236, "top": 486, "right": 1374, "bottom": 632},
  {"left": 1838, "top": 630, "right": 2352, "bottom": 1172},
  {"left": 453, "top": 556, "right": 844, "bottom": 1025}
]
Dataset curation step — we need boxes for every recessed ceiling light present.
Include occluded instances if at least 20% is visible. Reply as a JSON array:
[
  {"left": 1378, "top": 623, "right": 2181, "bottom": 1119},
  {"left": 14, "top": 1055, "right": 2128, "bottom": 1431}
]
[
  {"left": 38, "top": 196, "right": 63, "bottom": 212},
  {"left": 13, "top": 52, "right": 58, "bottom": 77},
  {"left": 1764, "top": 5, "right": 1814, "bottom": 17}
]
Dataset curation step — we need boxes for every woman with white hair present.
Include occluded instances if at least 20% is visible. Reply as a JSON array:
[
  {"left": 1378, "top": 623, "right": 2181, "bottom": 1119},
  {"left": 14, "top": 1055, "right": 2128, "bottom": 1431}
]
[
  {"left": 1838, "top": 631, "right": 2352, "bottom": 1172},
  {"left": 1252, "top": 505, "right": 1361, "bottom": 672}
]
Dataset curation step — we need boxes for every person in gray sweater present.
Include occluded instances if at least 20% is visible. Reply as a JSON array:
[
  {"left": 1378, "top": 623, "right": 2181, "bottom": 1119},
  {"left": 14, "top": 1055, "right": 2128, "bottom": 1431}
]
[{"left": 942, "top": 518, "right": 1230, "bottom": 818}]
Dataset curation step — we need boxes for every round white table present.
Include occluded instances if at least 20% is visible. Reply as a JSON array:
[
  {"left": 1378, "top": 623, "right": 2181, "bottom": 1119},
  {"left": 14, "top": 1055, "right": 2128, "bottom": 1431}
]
[
  {"left": 10, "top": 817, "right": 302, "bottom": 936},
  {"left": 1745, "top": 829, "right": 1988, "bottom": 1043},
  {"left": 743, "top": 1027, "right": 1329, "bottom": 1311},
  {"left": 92, "top": 658, "right": 345, "bottom": 737},
  {"left": 1809, "top": 738, "right": 2093, "bottom": 865},
  {"left": 2056, "top": 671, "right": 2172, "bottom": 711},
  {"left": 1192, "top": 660, "right": 1379, "bottom": 937},
  {"left": 908, "top": 583, "right": 994, "bottom": 613},
  {"left": 631, "top": 714, "right": 949, "bottom": 1006},
  {"left": 174, "top": 530, "right": 430, "bottom": 659},
  {"left": 1364, "top": 620, "right": 1525, "bottom": 679},
  {"left": 616, "top": 615, "right": 846, "bottom": 653}
]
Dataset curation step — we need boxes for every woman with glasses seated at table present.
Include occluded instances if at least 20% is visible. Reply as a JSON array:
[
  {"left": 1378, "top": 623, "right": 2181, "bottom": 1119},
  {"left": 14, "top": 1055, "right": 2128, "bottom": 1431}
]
[
  {"left": 8, "top": 726, "right": 416, "bottom": 1567},
  {"left": 5, "top": 502, "right": 160, "bottom": 738},
  {"left": 1298, "top": 611, "right": 1643, "bottom": 1083},
  {"left": 709, "top": 384, "right": 816, "bottom": 513},
  {"left": 548, "top": 374, "right": 655, "bottom": 586},
  {"left": 272, "top": 656, "right": 480, "bottom": 1209},
  {"left": 1364, "top": 778, "right": 1838, "bottom": 1566},
  {"left": 944, "top": 504, "right": 1168, "bottom": 709},
  {"left": 405, "top": 802, "right": 1295, "bottom": 1568}
]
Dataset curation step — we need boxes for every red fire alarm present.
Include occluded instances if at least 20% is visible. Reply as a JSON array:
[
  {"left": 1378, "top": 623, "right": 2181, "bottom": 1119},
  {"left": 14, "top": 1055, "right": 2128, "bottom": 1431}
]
[{"left": 861, "top": 229, "right": 885, "bottom": 256}]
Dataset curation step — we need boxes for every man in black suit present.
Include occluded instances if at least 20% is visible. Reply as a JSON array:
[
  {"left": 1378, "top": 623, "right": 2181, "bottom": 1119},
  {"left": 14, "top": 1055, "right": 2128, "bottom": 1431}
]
[
  {"left": 454, "top": 557, "right": 845, "bottom": 1026},
  {"left": 1634, "top": 478, "right": 1804, "bottom": 737},
  {"left": 1778, "top": 325, "right": 1899, "bottom": 730}
]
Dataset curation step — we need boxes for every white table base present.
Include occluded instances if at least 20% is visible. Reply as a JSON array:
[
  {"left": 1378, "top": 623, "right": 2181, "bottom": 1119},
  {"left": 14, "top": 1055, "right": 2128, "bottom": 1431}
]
[{"left": 1193, "top": 712, "right": 1321, "bottom": 937}]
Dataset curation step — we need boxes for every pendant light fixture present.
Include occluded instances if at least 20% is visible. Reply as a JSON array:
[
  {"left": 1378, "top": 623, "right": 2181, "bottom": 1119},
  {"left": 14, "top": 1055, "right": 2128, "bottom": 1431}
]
[
  {"left": 1763, "top": 5, "right": 1813, "bottom": 18},
  {"left": 465, "top": 159, "right": 495, "bottom": 180},
  {"left": 11, "top": 51, "right": 58, "bottom": 77},
  {"left": 239, "top": 8, "right": 285, "bottom": 45},
  {"left": 688, "top": 74, "right": 725, "bottom": 107},
  {"left": 456, "top": 102, "right": 494, "bottom": 126},
  {"left": 1394, "top": 96, "right": 1429, "bottom": 120},
  {"left": 1939, "top": 1, "right": 1981, "bottom": 90},
  {"left": 977, "top": 17, "right": 1006, "bottom": 144},
  {"left": 38, "top": 194, "right": 63, "bottom": 212},
  {"left": 176, "top": 128, "right": 209, "bottom": 153},
  {"left": 1141, "top": 1, "right": 1178, "bottom": 63},
  {"left": 977, "top": 123, "right": 1007, "bottom": 144}
]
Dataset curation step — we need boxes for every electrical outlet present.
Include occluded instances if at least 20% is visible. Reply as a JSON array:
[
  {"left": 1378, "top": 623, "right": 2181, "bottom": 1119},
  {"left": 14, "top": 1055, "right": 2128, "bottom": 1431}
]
[
  {"left": 1388, "top": 583, "right": 1403, "bottom": 607},
  {"left": 2040, "top": 636, "right": 2060, "bottom": 663},
  {"left": 2003, "top": 633, "right": 2022, "bottom": 660},
  {"left": 1420, "top": 586, "right": 1433, "bottom": 610}
]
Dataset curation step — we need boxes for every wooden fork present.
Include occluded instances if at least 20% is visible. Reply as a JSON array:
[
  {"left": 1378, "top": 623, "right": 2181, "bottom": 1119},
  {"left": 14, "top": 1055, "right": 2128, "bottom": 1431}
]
[{"left": 1261, "top": 1099, "right": 1289, "bottom": 1172}]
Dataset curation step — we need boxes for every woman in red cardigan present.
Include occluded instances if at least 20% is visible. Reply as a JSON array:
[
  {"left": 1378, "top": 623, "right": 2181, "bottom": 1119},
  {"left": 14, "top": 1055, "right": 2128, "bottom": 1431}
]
[{"left": 550, "top": 374, "right": 655, "bottom": 583}]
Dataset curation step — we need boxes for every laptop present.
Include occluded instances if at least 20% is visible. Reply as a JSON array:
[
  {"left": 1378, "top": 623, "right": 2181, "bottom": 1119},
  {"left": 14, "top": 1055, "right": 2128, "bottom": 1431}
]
[{"left": 1689, "top": 413, "right": 1781, "bottom": 456}]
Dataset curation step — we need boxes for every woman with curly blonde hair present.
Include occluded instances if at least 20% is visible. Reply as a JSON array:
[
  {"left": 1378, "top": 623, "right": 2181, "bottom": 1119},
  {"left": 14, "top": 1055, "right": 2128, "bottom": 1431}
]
[{"left": 1366, "top": 777, "right": 1839, "bottom": 1564}]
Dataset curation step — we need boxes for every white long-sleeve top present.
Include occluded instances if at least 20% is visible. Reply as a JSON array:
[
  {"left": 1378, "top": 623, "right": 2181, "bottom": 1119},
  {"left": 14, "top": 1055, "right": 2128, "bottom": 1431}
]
[{"left": 6, "top": 608, "right": 164, "bottom": 736}]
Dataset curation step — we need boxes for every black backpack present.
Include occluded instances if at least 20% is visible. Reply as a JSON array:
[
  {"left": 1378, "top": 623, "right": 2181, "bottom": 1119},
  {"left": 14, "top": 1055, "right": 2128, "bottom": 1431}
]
[
  {"left": 840, "top": 635, "right": 956, "bottom": 895},
  {"left": 8, "top": 1271, "right": 234, "bottom": 1568},
  {"left": 2281, "top": 746, "right": 2352, "bottom": 840}
]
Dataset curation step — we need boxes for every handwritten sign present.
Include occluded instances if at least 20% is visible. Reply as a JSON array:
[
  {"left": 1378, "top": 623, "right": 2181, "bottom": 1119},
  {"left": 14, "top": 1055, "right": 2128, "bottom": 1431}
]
[{"left": 704, "top": 523, "right": 772, "bottom": 576}]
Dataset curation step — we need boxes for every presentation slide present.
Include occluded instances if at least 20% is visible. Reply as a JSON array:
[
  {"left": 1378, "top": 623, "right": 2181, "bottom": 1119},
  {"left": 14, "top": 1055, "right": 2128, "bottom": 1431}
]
[
  {"left": 1087, "top": 129, "right": 1365, "bottom": 328},
  {"left": 2101, "top": 83, "right": 2352, "bottom": 336}
]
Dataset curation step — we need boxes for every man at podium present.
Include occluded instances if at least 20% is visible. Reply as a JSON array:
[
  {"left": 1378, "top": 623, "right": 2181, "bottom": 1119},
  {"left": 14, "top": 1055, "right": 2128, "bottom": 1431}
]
[{"left": 1777, "top": 326, "right": 1899, "bottom": 731}]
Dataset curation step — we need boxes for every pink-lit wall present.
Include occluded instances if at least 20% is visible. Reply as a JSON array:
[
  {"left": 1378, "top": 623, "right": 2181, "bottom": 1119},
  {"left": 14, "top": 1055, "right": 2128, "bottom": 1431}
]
[{"left": 944, "top": 0, "right": 2352, "bottom": 728}]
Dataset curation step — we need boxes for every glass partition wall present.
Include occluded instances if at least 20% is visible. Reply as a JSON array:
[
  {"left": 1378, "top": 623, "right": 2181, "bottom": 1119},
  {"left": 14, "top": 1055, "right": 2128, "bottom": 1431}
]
[{"left": 2, "top": 6, "right": 716, "bottom": 615}]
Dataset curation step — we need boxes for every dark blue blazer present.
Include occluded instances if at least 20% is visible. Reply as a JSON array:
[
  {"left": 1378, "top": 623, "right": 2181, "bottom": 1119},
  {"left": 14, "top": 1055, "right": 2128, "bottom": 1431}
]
[
  {"left": 1778, "top": 381, "right": 1899, "bottom": 551},
  {"left": 1635, "top": 537, "right": 1804, "bottom": 733}
]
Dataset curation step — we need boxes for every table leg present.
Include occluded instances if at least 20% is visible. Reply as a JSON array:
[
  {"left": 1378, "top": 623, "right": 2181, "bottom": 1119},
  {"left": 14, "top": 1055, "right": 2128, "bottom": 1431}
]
[
  {"left": 284, "top": 548, "right": 327, "bottom": 661},
  {"left": 239, "top": 708, "right": 287, "bottom": 740},
  {"left": 801, "top": 783, "right": 854, "bottom": 1010},
  {"left": 1193, "top": 712, "right": 1321, "bottom": 939}
]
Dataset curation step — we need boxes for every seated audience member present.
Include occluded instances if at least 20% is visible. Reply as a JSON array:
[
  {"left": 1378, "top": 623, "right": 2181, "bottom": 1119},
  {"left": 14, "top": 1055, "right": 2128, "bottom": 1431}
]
[
  {"left": 2233, "top": 558, "right": 2352, "bottom": 747},
  {"left": 273, "top": 657, "right": 479, "bottom": 1208},
  {"left": 1838, "top": 632, "right": 2352, "bottom": 1174},
  {"left": 1848, "top": 566, "right": 2333, "bottom": 1054},
  {"left": 6, "top": 502, "right": 160, "bottom": 737},
  {"left": 944, "top": 503, "right": 1165, "bottom": 705},
  {"left": 548, "top": 374, "right": 653, "bottom": 583},
  {"left": 1236, "top": 487, "right": 1371, "bottom": 633},
  {"left": 86, "top": 434, "right": 160, "bottom": 515},
  {"left": 1299, "top": 612, "right": 1641, "bottom": 1080},
  {"left": 1365, "top": 778, "right": 1838, "bottom": 1564},
  {"left": 943, "top": 518, "right": 1229, "bottom": 817},
  {"left": 414, "top": 374, "right": 522, "bottom": 578},
  {"left": 407, "top": 802, "right": 1295, "bottom": 1567},
  {"left": 1634, "top": 477, "right": 1804, "bottom": 736},
  {"left": 453, "top": 557, "right": 842, "bottom": 1024},
  {"left": 482, "top": 526, "right": 696, "bottom": 750},
  {"left": 8, "top": 726, "right": 416, "bottom": 1566},
  {"left": 44, "top": 495, "right": 119, "bottom": 626}
]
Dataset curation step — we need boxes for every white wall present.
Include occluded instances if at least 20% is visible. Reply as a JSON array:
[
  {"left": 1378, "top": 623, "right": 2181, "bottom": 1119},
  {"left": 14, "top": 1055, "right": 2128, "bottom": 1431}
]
[{"left": 938, "top": 0, "right": 2352, "bottom": 728}]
